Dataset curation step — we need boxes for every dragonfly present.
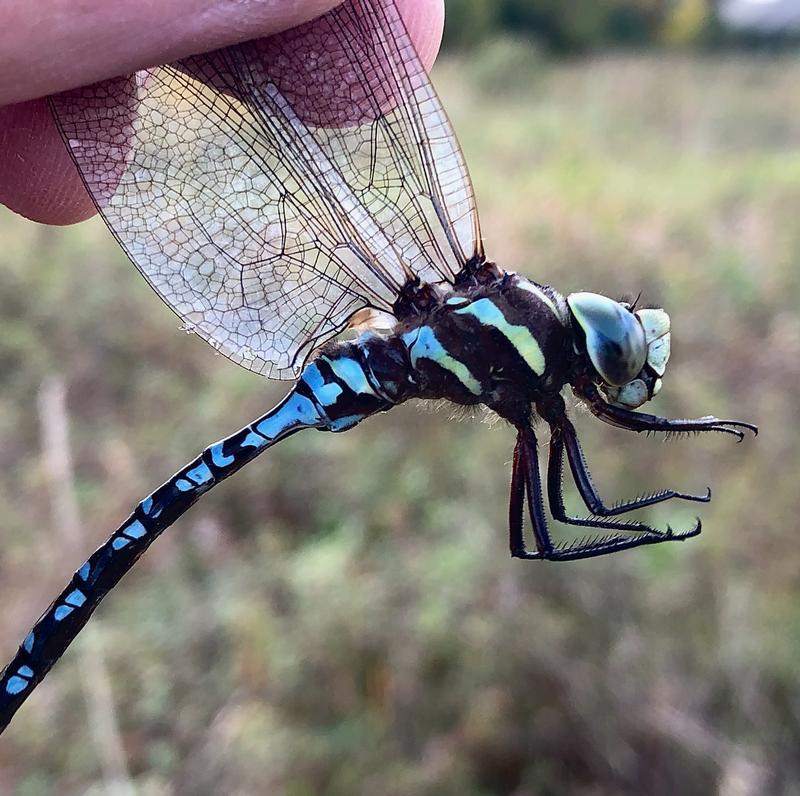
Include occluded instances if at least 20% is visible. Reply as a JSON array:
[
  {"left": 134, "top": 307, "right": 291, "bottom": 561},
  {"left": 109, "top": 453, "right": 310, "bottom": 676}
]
[{"left": 0, "top": 0, "right": 756, "bottom": 732}]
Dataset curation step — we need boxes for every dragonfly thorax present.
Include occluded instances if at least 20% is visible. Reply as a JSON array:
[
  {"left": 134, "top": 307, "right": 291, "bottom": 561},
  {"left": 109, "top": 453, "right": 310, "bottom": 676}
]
[{"left": 394, "top": 273, "right": 575, "bottom": 422}]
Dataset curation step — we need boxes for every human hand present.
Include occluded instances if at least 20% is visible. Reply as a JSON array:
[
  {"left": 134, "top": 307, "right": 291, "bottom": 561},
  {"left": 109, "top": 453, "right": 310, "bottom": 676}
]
[{"left": 0, "top": 0, "right": 443, "bottom": 225}]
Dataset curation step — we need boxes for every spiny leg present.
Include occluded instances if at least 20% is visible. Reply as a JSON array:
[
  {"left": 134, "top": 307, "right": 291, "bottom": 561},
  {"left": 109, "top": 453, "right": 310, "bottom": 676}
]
[
  {"left": 552, "top": 418, "right": 711, "bottom": 521},
  {"left": 509, "top": 425, "right": 701, "bottom": 561},
  {"left": 537, "top": 521, "right": 702, "bottom": 561},
  {"left": 508, "top": 430, "right": 527, "bottom": 556},
  {"left": 509, "top": 428, "right": 553, "bottom": 558},
  {"left": 547, "top": 430, "right": 668, "bottom": 535},
  {"left": 578, "top": 383, "right": 758, "bottom": 441},
  {"left": 546, "top": 428, "right": 702, "bottom": 540}
]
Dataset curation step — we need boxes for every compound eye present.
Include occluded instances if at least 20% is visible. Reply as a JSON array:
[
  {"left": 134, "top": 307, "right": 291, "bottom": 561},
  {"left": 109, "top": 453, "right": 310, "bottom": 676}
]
[{"left": 567, "top": 292, "right": 647, "bottom": 386}]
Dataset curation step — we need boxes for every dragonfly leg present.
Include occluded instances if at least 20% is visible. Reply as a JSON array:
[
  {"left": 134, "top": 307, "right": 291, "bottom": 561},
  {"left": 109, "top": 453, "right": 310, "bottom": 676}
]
[
  {"left": 549, "top": 418, "right": 711, "bottom": 526},
  {"left": 576, "top": 383, "right": 758, "bottom": 441},
  {"left": 508, "top": 426, "right": 555, "bottom": 559},
  {"left": 509, "top": 424, "right": 701, "bottom": 562}
]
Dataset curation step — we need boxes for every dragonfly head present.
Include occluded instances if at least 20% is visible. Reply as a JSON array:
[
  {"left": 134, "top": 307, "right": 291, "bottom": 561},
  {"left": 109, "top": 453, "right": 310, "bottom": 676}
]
[{"left": 567, "top": 292, "right": 671, "bottom": 409}]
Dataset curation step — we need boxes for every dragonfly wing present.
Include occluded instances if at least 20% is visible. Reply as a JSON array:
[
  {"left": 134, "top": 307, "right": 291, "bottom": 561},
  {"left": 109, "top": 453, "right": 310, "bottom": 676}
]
[{"left": 50, "top": 0, "right": 484, "bottom": 379}]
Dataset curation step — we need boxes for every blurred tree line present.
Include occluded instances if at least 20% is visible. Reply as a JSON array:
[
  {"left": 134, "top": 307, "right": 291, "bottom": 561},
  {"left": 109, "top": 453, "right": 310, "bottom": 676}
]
[{"left": 442, "top": 0, "right": 789, "bottom": 51}]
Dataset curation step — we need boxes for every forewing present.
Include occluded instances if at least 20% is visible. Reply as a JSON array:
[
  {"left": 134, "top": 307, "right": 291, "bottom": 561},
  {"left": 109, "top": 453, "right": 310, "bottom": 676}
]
[{"left": 50, "top": 0, "right": 483, "bottom": 379}]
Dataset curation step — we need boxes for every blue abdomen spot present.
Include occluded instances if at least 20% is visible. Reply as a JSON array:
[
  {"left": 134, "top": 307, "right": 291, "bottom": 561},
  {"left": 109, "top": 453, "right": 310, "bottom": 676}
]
[
  {"left": 301, "top": 362, "right": 342, "bottom": 406},
  {"left": 123, "top": 520, "right": 147, "bottom": 539},
  {"left": 291, "top": 394, "right": 323, "bottom": 425},
  {"left": 302, "top": 361, "right": 325, "bottom": 391},
  {"left": 23, "top": 631, "right": 34, "bottom": 654},
  {"left": 6, "top": 676, "right": 29, "bottom": 695},
  {"left": 241, "top": 431, "right": 268, "bottom": 450},
  {"left": 54, "top": 605, "right": 74, "bottom": 621},
  {"left": 140, "top": 495, "right": 163, "bottom": 519},
  {"left": 316, "top": 382, "right": 342, "bottom": 407},
  {"left": 255, "top": 393, "right": 321, "bottom": 439},
  {"left": 112, "top": 537, "right": 130, "bottom": 550},
  {"left": 210, "top": 442, "right": 235, "bottom": 468},
  {"left": 329, "top": 414, "right": 365, "bottom": 432},
  {"left": 185, "top": 461, "right": 213, "bottom": 486},
  {"left": 65, "top": 589, "right": 86, "bottom": 607},
  {"left": 254, "top": 415, "right": 282, "bottom": 440}
]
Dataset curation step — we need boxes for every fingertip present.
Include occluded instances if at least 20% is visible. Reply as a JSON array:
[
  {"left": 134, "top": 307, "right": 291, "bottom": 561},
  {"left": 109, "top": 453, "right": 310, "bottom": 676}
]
[
  {"left": 0, "top": 100, "right": 96, "bottom": 225},
  {"left": 397, "top": 0, "right": 444, "bottom": 71}
]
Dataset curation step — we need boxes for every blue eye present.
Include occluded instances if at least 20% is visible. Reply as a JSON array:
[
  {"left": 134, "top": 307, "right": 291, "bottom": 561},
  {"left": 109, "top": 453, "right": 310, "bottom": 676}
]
[{"left": 567, "top": 292, "right": 647, "bottom": 386}]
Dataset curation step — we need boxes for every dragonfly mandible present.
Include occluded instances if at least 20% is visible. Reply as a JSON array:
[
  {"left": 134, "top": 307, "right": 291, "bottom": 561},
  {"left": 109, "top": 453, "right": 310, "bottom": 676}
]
[{"left": 0, "top": 0, "right": 756, "bottom": 732}]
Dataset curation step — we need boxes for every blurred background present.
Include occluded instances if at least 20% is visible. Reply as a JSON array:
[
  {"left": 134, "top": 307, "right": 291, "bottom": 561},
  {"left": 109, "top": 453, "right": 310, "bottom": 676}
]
[{"left": 1, "top": 0, "right": 799, "bottom": 793}]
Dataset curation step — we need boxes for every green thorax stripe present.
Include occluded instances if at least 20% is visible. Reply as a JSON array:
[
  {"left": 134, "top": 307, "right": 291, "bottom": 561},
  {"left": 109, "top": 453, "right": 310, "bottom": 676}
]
[{"left": 455, "top": 298, "right": 546, "bottom": 375}]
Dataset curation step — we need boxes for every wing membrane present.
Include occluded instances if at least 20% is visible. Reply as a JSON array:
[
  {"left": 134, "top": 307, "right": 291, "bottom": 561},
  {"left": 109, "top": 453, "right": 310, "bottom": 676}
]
[{"left": 51, "top": 0, "right": 483, "bottom": 378}]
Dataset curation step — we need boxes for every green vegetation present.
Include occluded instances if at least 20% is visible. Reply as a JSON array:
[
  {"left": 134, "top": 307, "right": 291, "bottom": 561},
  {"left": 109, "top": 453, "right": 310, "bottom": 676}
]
[
  {"left": 1, "top": 51, "right": 799, "bottom": 792},
  {"left": 442, "top": 0, "right": 719, "bottom": 50}
]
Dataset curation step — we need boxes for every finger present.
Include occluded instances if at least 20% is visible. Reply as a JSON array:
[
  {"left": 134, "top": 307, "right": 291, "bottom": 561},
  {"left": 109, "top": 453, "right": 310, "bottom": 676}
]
[
  {"left": 0, "top": 0, "right": 444, "bottom": 226},
  {"left": 0, "top": 0, "right": 345, "bottom": 106},
  {"left": 398, "top": 0, "right": 445, "bottom": 69},
  {"left": 0, "top": 99, "right": 96, "bottom": 224},
  {"left": 0, "top": 0, "right": 444, "bottom": 107}
]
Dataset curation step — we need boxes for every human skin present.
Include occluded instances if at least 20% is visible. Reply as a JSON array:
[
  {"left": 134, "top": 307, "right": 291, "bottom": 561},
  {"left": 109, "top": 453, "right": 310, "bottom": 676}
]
[{"left": 0, "top": 0, "right": 444, "bottom": 225}]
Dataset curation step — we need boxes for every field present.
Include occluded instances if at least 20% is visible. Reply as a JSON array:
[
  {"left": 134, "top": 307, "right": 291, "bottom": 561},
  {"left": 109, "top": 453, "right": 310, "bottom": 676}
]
[{"left": 1, "top": 49, "right": 799, "bottom": 793}]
